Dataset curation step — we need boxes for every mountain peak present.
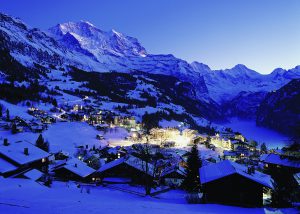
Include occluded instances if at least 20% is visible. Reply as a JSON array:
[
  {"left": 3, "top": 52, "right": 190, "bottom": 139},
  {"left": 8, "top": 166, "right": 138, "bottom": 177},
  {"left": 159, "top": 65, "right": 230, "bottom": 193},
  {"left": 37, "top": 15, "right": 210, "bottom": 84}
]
[
  {"left": 79, "top": 20, "right": 95, "bottom": 27},
  {"left": 232, "top": 64, "right": 249, "bottom": 70},
  {"left": 49, "top": 21, "right": 147, "bottom": 58},
  {"left": 190, "top": 62, "right": 211, "bottom": 74}
]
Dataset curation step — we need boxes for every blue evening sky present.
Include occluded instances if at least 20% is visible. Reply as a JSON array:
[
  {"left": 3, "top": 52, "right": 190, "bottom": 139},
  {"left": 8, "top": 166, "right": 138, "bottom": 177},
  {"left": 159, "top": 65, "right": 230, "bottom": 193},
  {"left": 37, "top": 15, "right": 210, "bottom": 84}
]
[{"left": 0, "top": 0, "right": 299, "bottom": 74}]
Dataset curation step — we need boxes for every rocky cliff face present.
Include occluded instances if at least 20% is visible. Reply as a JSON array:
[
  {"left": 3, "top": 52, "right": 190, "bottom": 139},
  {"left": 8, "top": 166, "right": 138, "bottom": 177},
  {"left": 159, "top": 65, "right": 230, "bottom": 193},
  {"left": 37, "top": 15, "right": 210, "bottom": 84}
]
[{"left": 256, "top": 79, "right": 300, "bottom": 135}]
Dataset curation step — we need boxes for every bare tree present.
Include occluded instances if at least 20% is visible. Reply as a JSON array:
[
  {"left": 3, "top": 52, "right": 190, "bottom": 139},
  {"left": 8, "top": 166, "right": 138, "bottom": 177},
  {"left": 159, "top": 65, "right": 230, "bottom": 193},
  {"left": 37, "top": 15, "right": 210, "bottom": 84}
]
[{"left": 133, "top": 143, "right": 160, "bottom": 195}]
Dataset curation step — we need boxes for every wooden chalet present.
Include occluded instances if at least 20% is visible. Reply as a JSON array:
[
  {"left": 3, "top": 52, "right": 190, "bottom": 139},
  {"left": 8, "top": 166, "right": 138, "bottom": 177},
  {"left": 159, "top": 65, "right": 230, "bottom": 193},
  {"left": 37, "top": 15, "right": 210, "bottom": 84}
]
[
  {"left": 97, "top": 155, "right": 155, "bottom": 185},
  {"left": 200, "top": 160, "right": 273, "bottom": 207},
  {"left": 0, "top": 139, "right": 50, "bottom": 178}
]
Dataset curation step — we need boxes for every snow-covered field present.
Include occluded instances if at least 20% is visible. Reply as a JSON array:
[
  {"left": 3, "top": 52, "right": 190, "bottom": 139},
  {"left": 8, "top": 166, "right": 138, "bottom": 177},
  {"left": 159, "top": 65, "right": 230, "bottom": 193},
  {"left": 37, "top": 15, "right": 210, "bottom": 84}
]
[
  {"left": 0, "top": 178, "right": 296, "bottom": 214},
  {"left": 220, "top": 118, "right": 290, "bottom": 149},
  {"left": 0, "top": 122, "right": 105, "bottom": 154},
  {"left": 101, "top": 127, "right": 132, "bottom": 147}
]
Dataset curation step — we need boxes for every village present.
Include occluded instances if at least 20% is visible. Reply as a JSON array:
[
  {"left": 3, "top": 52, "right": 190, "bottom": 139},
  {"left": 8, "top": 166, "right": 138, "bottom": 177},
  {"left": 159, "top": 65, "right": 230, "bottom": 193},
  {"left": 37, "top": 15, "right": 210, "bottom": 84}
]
[{"left": 0, "top": 99, "right": 299, "bottom": 209}]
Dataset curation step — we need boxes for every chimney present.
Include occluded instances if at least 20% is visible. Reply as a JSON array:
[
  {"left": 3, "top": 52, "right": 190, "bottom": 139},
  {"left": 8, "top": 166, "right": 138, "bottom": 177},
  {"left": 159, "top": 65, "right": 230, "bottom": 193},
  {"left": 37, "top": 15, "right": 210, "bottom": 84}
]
[
  {"left": 247, "top": 166, "right": 255, "bottom": 175},
  {"left": 86, "top": 145, "right": 88, "bottom": 149},
  {"left": 3, "top": 138, "right": 9, "bottom": 146},
  {"left": 24, "top": 148, "right": 29, "bottom": 156},
  {"left": 74, "top": 163, "right": 77, "bottom": 168}
]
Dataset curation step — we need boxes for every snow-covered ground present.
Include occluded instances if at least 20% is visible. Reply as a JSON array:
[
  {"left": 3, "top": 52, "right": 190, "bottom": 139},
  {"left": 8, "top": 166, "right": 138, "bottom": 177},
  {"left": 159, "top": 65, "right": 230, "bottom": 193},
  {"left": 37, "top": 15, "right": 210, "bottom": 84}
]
[
  {"left": 0, "top": 178, "right": 296, "bottom": 214},
  {"left": 101, "top": 127, "right": 132, "bottom": 147},
  {"left": 0, "top": 122, "right": 105, "bottom": 154},
  {"left": 220, "top": 118, "right": 290, "bottom": 149},
  {"left": 0, "top": 100, "right": 33, "bottom": 120}
]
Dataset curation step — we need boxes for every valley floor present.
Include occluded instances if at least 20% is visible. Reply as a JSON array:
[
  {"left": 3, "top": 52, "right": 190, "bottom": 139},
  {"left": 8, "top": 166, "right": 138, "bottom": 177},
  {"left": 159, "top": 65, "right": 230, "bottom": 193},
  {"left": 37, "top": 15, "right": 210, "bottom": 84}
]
[
  {"left": 0, "top": 178, "right": 297, "bottom": 214},
  {"left": 219, "top": 117, "right": 290, "bottom": 149}
]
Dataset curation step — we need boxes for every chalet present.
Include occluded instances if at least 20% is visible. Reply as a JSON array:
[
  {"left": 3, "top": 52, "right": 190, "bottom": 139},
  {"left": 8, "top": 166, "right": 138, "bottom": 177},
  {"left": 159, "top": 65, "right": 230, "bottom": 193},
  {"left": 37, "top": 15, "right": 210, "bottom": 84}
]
[
  {"left": 0, "top": 140, "right": 50, "bottom": 177},
  {"left": 260, "top": 153, "right": 300, "bottom": 174},
  {"left": 31, "top": 124, "right": 44, "bottom": 133},
  {"left": 200, "top": 160, "right": 273, "bottom": 207},
  {"left": 41, "top": 115, "right": 56, "bottom": 124},
  {"left": 89, "top": 112, "right": 103, "bottom": 125},
  {"left": 28, "top": 107, "right": 47, "bottom": 118},
  {"left": 14, "top": 124, "right": 24, "bottom": 133},
  {"left": 96, "top": 134, "right": 105, "bottom": 140},
  {"left": 95, "top": 123, "right": 109, "bottom": 131},
  {"left": 97, "top": 155, "right": 155, "bottom": 185},
  {"left": 193, "top": 134, "right": 208, "bottom": 144},
  {"left": 52, "top": 159, "right": 97, "bottom": 182},
  {"left": 235, "top": 134, "right": 246, "bottom": 142},
  {"left": 231, "top": 140, "right": 249, "bottom": 151},
  {"left": 11, "top": 116, "right": 30, "bottom": 127},
  {"left": 161, "top": 141, "right": 176, "bottom": 148},
  {"left": 210, "top": 135, "right": 232, "bottom": 150},
  {"left": 160, "top": 165, "right": 186, "bottom": 187},
  {"left": 125, "top": 116, "right": 136, "bottom": 128},
  {"left": 73, "top": 104, "right": 83, "bottom": 112},
  {"left": 223, "top": 150, "right": 239, "bottom": 161},
  {"left": 114, "top": 116, "right": 121, "bottom": 126}
]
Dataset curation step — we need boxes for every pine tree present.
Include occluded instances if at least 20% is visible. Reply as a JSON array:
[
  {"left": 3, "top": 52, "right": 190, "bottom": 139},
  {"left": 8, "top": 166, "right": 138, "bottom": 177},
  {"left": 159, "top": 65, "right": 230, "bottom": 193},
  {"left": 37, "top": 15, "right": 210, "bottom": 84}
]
[
  {"left": 182, "top": 144, "right": 202, "bottom": 192},
  {"left": 260, "top": 143, "right": 268, "bottom": 154},
  {"left": 36, "top": 134, "right": 49, "bottom": 152},
  {"left": 6, "top": 108, "right": 10, "bottom": 121}
]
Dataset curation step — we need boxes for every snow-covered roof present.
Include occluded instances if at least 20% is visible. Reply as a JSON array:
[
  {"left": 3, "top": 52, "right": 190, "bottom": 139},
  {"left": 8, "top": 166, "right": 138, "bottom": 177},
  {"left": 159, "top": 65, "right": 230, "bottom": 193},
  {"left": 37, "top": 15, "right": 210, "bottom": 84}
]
[
  {"left": 97, "top": 123, "right": 109, "bottom": 128},
  {"left": 200, "top": 160, "right": 273, "bottom": 189},
  {"left": 23, "top": 169, "right": 44, "bottom": 181},
  {"left": 0, "top": 158, "right": 17, "bottom": 174},
  {"left": 160, "top": 165, "right": 186, "bottom": 178},
  {"left": 61, "top": 159, "right": 95, "bottom": 178},
  {"left": 98, "top": 157, "right": 126, "bottom": 173},
  {"left": 260, "top": 154, "right": 300, "bottom": 169},
  {"left": 0, "top": 141, "right": 50, "bottom": 165},
  {"left": 123, "top": 156, "right": 155, "bottom": 176},
  {"left": 98, "top": 155, "right": 154, "bottom": 176}
]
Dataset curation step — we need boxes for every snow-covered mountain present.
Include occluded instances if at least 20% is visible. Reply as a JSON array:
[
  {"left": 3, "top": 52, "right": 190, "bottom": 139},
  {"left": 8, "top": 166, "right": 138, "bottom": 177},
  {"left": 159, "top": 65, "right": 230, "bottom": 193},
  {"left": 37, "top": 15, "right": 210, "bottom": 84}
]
[
  {"left": 48, "top": 21, "right": 147, "bottom": 58},
  {"left": 1, "top": 12, "right": 300, "bottom": 124},
  {"left": 191, "top": 62, "right": 300, "bottom": 103},
  {"left": 0, "top": 13, "right": 210, "bottom": 98}
]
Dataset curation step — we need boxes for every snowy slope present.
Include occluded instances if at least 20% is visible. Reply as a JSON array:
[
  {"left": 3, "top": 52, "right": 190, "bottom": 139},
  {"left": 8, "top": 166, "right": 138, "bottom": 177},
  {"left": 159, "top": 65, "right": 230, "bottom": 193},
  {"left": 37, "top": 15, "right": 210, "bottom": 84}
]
[{"left": 0, "top": 178, "right": 296, "bottom": 214}]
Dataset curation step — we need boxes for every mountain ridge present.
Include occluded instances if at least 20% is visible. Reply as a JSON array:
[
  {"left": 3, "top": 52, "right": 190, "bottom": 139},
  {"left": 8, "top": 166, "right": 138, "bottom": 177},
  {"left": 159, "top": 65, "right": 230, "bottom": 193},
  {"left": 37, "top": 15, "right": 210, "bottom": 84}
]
[{"left": 1, "top": 12, "right": 300, "bottom": 104}]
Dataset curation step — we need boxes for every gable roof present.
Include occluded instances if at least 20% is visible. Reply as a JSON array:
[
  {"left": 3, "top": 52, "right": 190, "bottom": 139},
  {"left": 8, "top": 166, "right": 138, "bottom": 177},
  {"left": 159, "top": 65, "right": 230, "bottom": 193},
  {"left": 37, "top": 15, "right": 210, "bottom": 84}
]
[
  {"left": 0, "top": 157, "right": 18, "bottom": 174},
  {"left": 200, "top": 160, "right": 273, "bottom": 189},
  {"left": 98, "top": 157, "right": 126, "bottom": 173},
  {"left": 0, "top": 141, "right": 50, "bottom": 165},
  {"left": 60, "top": 159, "right": 96, "bottom": 178},
  {"left": 98, "top": 155, "right": 154, "bottom": 176},
  {"left": 160, "top": 165, "right": 186, "bottom": 178},
  {"left": 260, "top": 154, "right": 300, "bottom": 169}
]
